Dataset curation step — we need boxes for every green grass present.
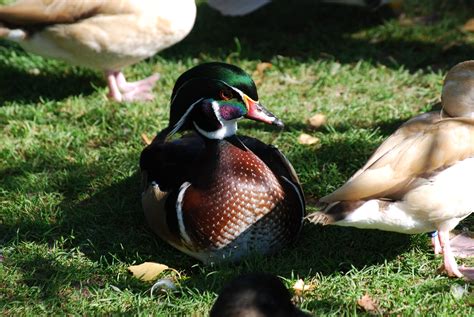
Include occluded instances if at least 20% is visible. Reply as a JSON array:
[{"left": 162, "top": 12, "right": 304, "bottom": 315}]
[{"left": 1, "top": 0, "right": 474, "bottom": 315}]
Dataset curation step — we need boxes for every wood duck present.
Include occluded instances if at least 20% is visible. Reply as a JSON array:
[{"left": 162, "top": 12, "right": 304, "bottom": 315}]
[
  {"left": 0, "top": 0, "right": 196, "bottom": 102},
  {"left": 308, "top": 61, "right": 474, "bottom": 279},
  {"left": 210, "top": 273, "right": 311, "bottom": 317},
  {"left": 140, "top": 62, "right": 305, "bottom": 264}
]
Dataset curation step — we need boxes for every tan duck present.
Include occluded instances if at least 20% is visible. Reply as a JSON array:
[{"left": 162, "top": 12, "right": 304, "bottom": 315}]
[
  {"left": 0, "top": 0, "right": 196, "bottom": 102},
  {"left": 308, "top": 60, "right": 474, "bottom": 279}
]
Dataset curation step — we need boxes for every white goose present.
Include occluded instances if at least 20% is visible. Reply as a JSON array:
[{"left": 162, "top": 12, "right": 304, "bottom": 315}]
[
  {"left": 308, "top": 61, "right": 474, "bottom": 279},
  {"left": 0, "top": 0, "right": 196, "bottom": 102}
]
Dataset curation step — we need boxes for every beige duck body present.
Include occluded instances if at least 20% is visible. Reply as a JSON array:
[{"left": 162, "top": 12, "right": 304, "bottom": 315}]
[
  {"left": 0, "top": 0, "right": 197, "bottom": 101},
  {"left": 308, "top": 61, "right": 474, "bottom": 278}
]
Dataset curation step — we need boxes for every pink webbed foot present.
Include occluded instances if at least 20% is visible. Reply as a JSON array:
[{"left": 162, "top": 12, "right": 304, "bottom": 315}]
[
  {"left": 449, "top": 231, "right": 474, "bottom": 281},
  {"left": 450, "top": 231, "right": 474, "bottom": 258},
  {"left": 459, "top": 267, "right": 474, "bottom": 281},
  {"left": 105, "top": 71, "right": 160, "bottom": 102},
  {"left": 115, "top": 72, "right": 159, "bottom": 93},
  {"left": 438, "top": 230, "right": 464, "bottom": 278}
]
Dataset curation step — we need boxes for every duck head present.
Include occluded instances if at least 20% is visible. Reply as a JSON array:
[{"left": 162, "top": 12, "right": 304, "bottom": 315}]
[
  {"left": 160, "top": 62, "right": 283, "bottom": 140},
  {"left": 442, "top": 60, "right": 474, "bottom": 118}
]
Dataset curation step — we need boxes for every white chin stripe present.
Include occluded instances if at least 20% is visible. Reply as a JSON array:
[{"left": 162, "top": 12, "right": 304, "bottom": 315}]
[
  {"left": 192, "top": 99, "right": 239, "bottom": 139},
  {"left": 193, "top": 120, "right": 238, "bottom": 139}
]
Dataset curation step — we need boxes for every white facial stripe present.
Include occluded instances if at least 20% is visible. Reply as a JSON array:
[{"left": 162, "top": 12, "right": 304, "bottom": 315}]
[
  {"left": 229, "top": 85, "right": 259, "bottom": 104},
  {"left": 168, "top": 98, "right": 204, "bottom": 137},
  {"left": 176, "top": 182, "right": 192, "bottom": 244},
  {"left": 211, "top": 100, "right": 225, "bottom": 126},
  {"left": 193, "top": 100, "right": 239, "bottom": 139},
  {"left": 229, "top": 85, "right": 245, "bottom": 100},
  {"left": 193, "top": 120, "right": 238, "bottom": 139},
  {"left": 170, "top": 79, "right": 194, "bottom": 105},
  {"left": 216, "top": 81, "right": 259, "bottom": 104}
]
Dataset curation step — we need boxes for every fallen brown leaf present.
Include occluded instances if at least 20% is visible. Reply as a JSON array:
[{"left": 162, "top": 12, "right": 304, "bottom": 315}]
[
  {"left": 254, "top": 62, "right": 272, "bottom": 76},
  {"left": 141, "top": 133, "right": 151, "bottom": 145},
  {"left": 462, "top": 18, "right": 474, "bottom": 32},
  {"left": 399, "top": 14, "right": 440, "bottom": 26},
  {"left": 27, "top": 68, "right": 41, "bottom": 76},
  {"left": 307, "top": 114, "right": 326, "bottom": 129},
  {"left": 252, "top": 62, "right": 272, "bottom": 85},
  {"left": 128, "top": 262, "right": 169, "bottom": 282},
  {"left": 357, "top": 294, "right": 380, "bottom": 313},
  {"left": 298, "top": 133, "right": 320, "bottom": 146},
  {"left": 293, "top": 279, "right": 316, "bottom": 297}
]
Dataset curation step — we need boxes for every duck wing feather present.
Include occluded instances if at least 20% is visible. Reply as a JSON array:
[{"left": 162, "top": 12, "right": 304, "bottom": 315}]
[
  {"left": 321, "top": 116, "right": 474, "bottom": 203},
  {"left": 0, "top": 0, "right": 140, "bottom": 26}
]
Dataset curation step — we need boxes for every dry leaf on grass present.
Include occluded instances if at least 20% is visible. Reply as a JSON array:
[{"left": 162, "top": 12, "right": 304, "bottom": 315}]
[
  {"left": 110, "top": 285, "right": 122, "bottom": 292},
  {"left": 307, "top": 114, "right": 326, "bottom": 129},
  {"left": 357, "top": 294, "right": 380, "bottom": 313},
  {"left": 462, "top": 18, "right": 474, "bottom": 32},
  {"left": 298, "top": 133, "right": 320, "bottom": 146},
  {"left": 399, "top": 14, "right": 440, "bottom": 27},
  {"left": 293, "top": 279, "right": 316, "bottom": 297},
  {"left": 253, "top": 62, "right": 272, "bottom": 77},
  {"left": 141, "top": 133, "right": 151, "bottom": 145},
  {"left": 128, "top": 262, "right": 170, "bottom": 282},
  {"left": 27, "top": 68, "right": 41, "bottom": 76},
  {"left": 253, "top": 62, "right": 272, "bottom": 85}
]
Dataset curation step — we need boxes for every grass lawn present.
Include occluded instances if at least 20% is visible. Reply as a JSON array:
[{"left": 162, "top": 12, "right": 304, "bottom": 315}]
[{"left": 1, "top": 0, "right": 474, "bottom": 315}]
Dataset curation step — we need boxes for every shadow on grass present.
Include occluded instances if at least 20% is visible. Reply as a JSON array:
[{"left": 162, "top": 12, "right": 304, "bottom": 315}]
[
  {"left": 162, "top": 1, "right": 474, "bottom": 73},
  {"left": 241, "top": 115, "right": 407, "bottom": 136},
  {"left": 0, "top": 61, "right": 99, "bottom": 104},
  {"left": 1, "top": 136, "right": 417, "bottom": 302},
  {"left": 0, "top": 156, "right": 197, "bottom": 265},
  {"left": 1, "top": 1, "right": 472, "bottom": 102}
]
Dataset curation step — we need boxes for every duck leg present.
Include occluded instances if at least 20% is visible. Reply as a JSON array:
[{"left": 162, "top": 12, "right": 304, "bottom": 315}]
[
  {"left": 428, "top": 231, "right": 442, "bottom": 255},
  {"left": 115, "top": 71, "right": 159, "bottom": 101},
  {"left": 106, "top": 71, "right": 123, "bottom": 102},
  {"left": 105, "top": 71, "right": 159, "bottom": 102},
  {"left": 438, "top": 230, "right": 463, "bottom": 278}
]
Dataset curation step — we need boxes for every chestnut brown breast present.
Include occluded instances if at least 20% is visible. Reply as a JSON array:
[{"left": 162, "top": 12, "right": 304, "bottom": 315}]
[{"left": 179, "top": 140, "right": 300, "bottom": 254}]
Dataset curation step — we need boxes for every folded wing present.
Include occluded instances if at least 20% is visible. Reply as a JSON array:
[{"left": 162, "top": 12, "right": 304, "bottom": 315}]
[{"left": 322, "top": 117, "right": 474, "bottom": 202}]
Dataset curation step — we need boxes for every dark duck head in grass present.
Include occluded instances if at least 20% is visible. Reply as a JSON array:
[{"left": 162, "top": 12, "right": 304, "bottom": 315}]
[
  {"left": 140, "top": 62, "right": 305, "bottom": 264},
  {"left": 210, "top": 273, "right": 311, "bottom": 317}
]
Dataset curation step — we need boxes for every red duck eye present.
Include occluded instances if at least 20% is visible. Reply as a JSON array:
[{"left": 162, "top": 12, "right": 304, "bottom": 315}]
[{"left": 219, "top": 89, "right": 233, "bottom": 100}]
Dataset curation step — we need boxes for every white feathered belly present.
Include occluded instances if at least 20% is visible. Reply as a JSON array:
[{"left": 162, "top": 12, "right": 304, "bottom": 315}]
[
  {"left": 17, "top": 7, "right": 196, "bottom": 71},
  {"left": 335, "top": 157, "right": 474, "bottom": 233},
  {"left": 20, "top": 23, "right": 175, "bottom": 70}
]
